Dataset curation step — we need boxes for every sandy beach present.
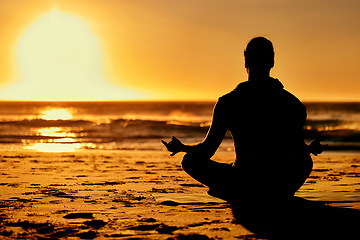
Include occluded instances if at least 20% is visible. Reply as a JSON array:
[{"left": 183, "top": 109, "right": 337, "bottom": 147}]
[{"left": 0, "top": 149, "right": 359, "bottom": 239}]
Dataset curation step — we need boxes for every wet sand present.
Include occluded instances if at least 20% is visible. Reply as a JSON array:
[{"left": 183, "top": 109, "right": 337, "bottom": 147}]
[{"left": 1, "top": 149, "right": 360, "bottom": 239}]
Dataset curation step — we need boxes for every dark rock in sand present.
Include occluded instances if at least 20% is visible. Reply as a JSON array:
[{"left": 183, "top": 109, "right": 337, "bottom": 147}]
[
  {"left": 50, "top": 228, "right": 77, "bottom": 238},
  {"left": 0, "top": 230, "right": 13, "bottom": 237},
  {"left": 127, "top": 223, "right": 160, "bottom": 231},
  {"left": 63, "top": 213, "right": 94, "bottom": 219},
  {"left": 6, "top": 220, "right": 53, "bottom": 231},
  {"left": 179, "top": 183, "right": 205, "bottom": 188},
  {"left": 106, "top": 232, "right": 133, "bottom": 238},
  {"left": 169, "top": 233, "right": 213, "bottom": 240},
  {"left": 160, "top": 200, "right": 179, "bottom": 206},
  {"left": 36, "top": 224, "right": 55, "bottom": 234},
  {"left": 155, "top": 223, "right": 179, "bottom": 234},
  {"left": 77, "top": 230, "right": 97, "bottom": 239},
  {"left": 138, "top": 217, "right": 157, "bottom": 222},
  {"left": 83, "top": 219, "right": 107, "bottom": 229}
]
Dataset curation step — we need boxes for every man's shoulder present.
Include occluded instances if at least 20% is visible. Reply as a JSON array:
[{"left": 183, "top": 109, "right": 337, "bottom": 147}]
[
  {"left": 218, "top": 81, "right": 251, "bottom": 101},
  {"left": 218, "top": 79, "right": 305, "bottom": 110},
  {"left": 218, "top": 90, "right": 235, "bottom": 104}
]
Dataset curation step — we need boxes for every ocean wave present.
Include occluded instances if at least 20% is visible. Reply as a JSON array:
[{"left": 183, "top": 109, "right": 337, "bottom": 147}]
[
  {"left": 0, "top": 119, "right": 93, "bottom": 127},
  {"left": 0, "top": 103, "right": 360, "bottom": 153},
  {"left": 0, "top": 117, "right": 210, "bottom": 144},
  {"left": 1, "top": 117, "right": 360, "bottom": 140}
]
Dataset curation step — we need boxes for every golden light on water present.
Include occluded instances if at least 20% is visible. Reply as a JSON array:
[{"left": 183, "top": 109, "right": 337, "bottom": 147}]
[
  {"left": 25, "top": 109, "right": 85, "bottom": 152},
  {"left": 40, "top": 109, "right": 73, "bottom": 121},
  {"left": 27, "top": 142, "right": 82, "bottom": 153},
  {"left": 36, "top": 127, "right": 75, "bottom": 138}
]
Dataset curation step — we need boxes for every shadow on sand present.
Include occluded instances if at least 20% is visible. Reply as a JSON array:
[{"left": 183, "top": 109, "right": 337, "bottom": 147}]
[{"left": 231, "top": 197, "right": 360, "bottom": 240}]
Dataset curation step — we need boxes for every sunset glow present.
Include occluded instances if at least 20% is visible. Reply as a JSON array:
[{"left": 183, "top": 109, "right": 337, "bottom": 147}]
[
  {"left": 0, "top": 1, "right": 359, "bottom": 101},
  {"left": 0, "top": 9, "right": 146, "bottom": 101}
]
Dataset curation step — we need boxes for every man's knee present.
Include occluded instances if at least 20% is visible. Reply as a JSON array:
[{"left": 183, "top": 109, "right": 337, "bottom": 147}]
[
  {"left": 181, "top": 153, "right": 193, "bottom": 173},
  {"left": 181, "top": 153, "right": 203, "bottom": 173}
]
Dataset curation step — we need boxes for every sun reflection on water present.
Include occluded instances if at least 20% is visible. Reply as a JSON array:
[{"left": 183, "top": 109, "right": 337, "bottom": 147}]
[
  {"left": 37, "top": 127, "right": 76, "bottom": 138},
  {"left": 40, "top": 109, "right": 73, "bottom": 120},
  {"left": 27, "top": 142, "right": 82, "bottom": 153},
  {"left": 24, "top": 109, "right": 87, "bottom": 152}
]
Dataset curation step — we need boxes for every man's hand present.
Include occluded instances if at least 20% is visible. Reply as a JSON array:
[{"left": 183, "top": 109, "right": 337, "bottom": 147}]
[
  {"left": 309, "top": 138, "right": 328, "bottom": 156},
  {"left": 161, "top": 136, "right": 184, "bottom": 156}
]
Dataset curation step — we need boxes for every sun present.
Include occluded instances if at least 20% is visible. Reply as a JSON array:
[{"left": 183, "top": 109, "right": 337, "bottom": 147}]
[{"left": 0, "top": 9, "right": 145, "bottom": 101}]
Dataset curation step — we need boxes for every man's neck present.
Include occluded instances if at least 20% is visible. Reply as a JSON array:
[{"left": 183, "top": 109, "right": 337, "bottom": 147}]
[{"left": 247, "top": 68, "right": 271, "bottom": 81}]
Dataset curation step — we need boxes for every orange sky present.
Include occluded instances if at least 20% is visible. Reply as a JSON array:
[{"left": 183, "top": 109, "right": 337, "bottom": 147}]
[{"left": 0, "top": 0, "right": 359, "bottom": 101}]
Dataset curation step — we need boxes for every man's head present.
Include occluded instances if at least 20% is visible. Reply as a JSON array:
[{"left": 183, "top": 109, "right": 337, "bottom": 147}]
[{"left": 244, "top": 37, "right": 274, "bottom": 71}]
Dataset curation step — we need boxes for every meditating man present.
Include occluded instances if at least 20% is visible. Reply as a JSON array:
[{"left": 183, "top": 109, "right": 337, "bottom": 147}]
[{"left": 162, "top": 37, "right": 326, "bottom": 201}]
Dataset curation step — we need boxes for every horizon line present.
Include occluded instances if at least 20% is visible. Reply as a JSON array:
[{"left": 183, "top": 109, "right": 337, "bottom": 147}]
[{"left": 1, "top": 99, "right": 360, "bottom": 103}]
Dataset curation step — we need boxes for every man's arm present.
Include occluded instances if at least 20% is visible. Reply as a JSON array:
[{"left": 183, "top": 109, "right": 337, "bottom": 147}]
[{"left": 162, "top": 100, "right": 228, "bottom": 158}]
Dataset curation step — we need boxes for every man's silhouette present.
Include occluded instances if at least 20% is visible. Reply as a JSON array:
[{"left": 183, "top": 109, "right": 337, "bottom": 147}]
[{"left": 162, "top": 37, "right": 326, "bottom": 201}]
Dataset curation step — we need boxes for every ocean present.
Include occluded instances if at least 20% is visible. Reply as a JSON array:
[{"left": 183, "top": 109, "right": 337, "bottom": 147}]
[{"left": 0, "top": 101, "right": 359, "bottom": 153}]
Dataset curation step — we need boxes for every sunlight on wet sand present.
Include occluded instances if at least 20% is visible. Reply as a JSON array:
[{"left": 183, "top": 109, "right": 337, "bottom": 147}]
[{"left": 26, "top": 142, "right": 82, "bottom": 153}]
